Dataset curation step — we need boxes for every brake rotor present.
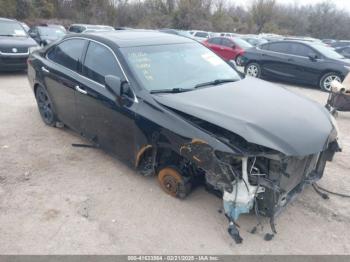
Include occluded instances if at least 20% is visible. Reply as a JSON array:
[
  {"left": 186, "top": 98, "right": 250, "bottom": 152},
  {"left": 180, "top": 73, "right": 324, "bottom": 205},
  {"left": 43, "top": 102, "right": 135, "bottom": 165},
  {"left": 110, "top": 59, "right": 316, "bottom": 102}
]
[{"left": 158, "top": 167, "right": 183, "bottom": 197}]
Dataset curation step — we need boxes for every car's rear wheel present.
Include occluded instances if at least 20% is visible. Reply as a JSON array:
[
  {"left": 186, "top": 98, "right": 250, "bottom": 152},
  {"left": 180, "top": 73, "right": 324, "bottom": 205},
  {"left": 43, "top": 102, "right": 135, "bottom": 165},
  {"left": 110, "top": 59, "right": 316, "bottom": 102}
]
[
  {"left": 35, "top": 86, "right": 57, "bottom": 126},
  {"left": 319, "top": 72, "right": 342, "bottom": 91},
  {"left": 235, "top": 55, "right": 244, "bottom": 66},
  {"left": 245, "top": 62, "right": 261, "bottom": 78},
  {"left": 157, "top": 167, "right": 191, "bottom": 199}
]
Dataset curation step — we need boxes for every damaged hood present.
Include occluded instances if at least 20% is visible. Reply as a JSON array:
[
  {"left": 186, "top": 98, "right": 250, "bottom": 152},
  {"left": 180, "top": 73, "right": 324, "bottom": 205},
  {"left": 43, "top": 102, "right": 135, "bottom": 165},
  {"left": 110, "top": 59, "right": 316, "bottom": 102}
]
[{"left": 153, "top": 77, "right": 334, "bottom": 156}]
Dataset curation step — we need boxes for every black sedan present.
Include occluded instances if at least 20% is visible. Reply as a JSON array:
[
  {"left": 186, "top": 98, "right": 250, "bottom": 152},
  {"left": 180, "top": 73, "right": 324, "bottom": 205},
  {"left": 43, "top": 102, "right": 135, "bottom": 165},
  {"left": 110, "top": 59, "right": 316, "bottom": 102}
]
[
  {"left": 0, "top": 17, "right": 39, "bottom": 71},
  {"left": 28, "top": 31, "right": 340, "bottom": 243},
  {"left": 242, "top": 40, "right": 350, "bottom": 91},
  {"left": 29, "top": 26, "right": 66, "bottom": 46}
]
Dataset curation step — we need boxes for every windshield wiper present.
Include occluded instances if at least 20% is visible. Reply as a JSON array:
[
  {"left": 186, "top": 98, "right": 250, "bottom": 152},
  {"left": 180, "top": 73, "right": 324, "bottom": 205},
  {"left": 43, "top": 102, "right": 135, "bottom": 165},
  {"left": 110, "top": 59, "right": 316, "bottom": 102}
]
[
  {"left": 194, "top": 79, "right": 237, "bottom": 89},
  {"left": 150, "top": 88, "right": 194, "bottom": 94},
  {"left": 0, "top": 34, "right": 15, "bottom": 37}
]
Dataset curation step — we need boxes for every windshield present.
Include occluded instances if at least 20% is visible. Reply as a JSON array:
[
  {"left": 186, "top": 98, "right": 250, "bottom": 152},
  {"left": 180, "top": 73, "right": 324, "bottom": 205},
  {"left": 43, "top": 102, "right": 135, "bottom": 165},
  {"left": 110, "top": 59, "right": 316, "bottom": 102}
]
[
  {"left": 121, "top": 43, "right": 241, "bottom": 92},
  {"left": 38, "top": 27, "right": 65, "bottom": 37},
  {"left": 232, "top": 38, "right": 253, "bottom": 49},
  {"left": 0, "top": 21, "right": 27, "bottom": 37},
  {"left": 312, "top": 44, "right": 345, "bottom": 59}
]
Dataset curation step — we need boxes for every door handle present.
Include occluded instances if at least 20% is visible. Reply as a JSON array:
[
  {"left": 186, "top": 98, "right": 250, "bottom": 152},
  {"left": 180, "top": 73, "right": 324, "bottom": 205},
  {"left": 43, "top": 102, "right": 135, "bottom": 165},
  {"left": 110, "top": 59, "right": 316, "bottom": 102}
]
[
  {"left": 41, "top": 66, "right": 50, "bottom": 73},
  {"left": 287, "top": 58, "right": 294, "bottom": 62},
  {"left": 75, "top": 85, "right": 87, "bottom": 95}
]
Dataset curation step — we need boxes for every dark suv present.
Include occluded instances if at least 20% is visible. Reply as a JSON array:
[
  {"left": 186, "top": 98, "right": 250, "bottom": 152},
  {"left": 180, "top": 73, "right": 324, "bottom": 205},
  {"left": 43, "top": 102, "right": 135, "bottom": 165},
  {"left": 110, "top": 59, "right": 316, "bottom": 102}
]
[
  {"left": 0, "top": 17, "right": 39, "bottom": 71},
  {"left": 242, "top": 40, "right": 350, "bottom": 91}
]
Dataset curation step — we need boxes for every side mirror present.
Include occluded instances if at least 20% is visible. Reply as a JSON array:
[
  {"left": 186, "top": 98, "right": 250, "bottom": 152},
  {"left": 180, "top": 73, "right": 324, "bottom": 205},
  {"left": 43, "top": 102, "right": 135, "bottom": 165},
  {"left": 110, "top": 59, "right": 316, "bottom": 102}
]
[
  {"left": 232, "top": 44, "right": 236, "bottom": 49},
  {"left": 105, "top": 75, "right": 122, "bottom": 97},
  {"left": 308, "top": 53, "right": 318, "bottom": 61}
]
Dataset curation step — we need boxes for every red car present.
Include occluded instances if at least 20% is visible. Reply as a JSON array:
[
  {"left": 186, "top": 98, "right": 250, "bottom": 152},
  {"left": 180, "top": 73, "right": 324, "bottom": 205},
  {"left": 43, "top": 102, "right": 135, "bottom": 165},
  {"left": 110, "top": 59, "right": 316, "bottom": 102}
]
[{"left": 203, "top": 37, "right": 252, "bottom": 65}]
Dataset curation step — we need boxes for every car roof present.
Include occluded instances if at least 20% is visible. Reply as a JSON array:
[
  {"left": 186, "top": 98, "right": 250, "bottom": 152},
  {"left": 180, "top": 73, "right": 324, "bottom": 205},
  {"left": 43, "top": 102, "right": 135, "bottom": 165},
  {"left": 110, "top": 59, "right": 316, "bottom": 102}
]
[
  {"left": 0, "top": 17, "right": 18, "bottom": 23},
  {"left": 78, "top": 30, "right": 194, "bottom": 48}
]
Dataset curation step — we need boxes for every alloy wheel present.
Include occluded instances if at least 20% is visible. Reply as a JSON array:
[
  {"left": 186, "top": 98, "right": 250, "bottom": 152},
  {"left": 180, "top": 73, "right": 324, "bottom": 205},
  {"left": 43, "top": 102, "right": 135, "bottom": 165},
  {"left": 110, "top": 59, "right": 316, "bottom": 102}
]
[
  {"left": 246, "top": 64, "right": 259, "bottom": 77},
  {"left": 36, "top": 87, "right": 54, "bottom": 124},
  {"left": 323, "top": 75, "right": 341, "bottom": 91}
]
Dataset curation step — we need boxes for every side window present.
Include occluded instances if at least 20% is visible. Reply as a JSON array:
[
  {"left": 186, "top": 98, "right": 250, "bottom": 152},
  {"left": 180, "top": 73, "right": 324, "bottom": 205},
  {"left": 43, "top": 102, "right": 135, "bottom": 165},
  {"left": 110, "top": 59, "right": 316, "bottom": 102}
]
[
  {"left": 69, "top": 26, "right": 84, "bottom": 33},
  {"left": 259, "top": 43, "right": 270, "bottom": 50},
  {"left": 195, "top": 32, "right": 208, "bottom": 38},
  {"left": 290, "top": 43, "right": 315, "bottom": 57},
  {"left": 268, "top": 42, "right": 290, "bottom": 54},
  {"left": 342, "top": 47, "right": 350, "bottom": 55},
  {"left": 208, "top": 38, "right": 221, "bottom": 45},
  {"left": 47, "top": 39, "right": 86, "bottom": 71},
  {"left": 82, "top": 41, "right": 123, "bottom": 85},
  {"left": 221, "top": 38, "right": 233, "bottom": 47}
]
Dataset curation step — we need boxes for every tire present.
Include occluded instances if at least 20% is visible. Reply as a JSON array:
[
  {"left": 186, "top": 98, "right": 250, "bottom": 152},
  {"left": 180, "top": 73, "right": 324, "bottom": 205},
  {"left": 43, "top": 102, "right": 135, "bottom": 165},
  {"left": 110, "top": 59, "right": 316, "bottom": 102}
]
[
  {"left": 319, "top": 72, "right": 342, "bottom": 92},
  {"left": 35, "top": 86, "right": 57, "bottom": 126},
  {"left": 245, "top": 62, "right": 261, "bottom": 78},
  {"left": 157, "top": 167, "right": 191, "bottom": 199},
  {"left": 235, "top": 55, "right": 243, "bottom": 66}
]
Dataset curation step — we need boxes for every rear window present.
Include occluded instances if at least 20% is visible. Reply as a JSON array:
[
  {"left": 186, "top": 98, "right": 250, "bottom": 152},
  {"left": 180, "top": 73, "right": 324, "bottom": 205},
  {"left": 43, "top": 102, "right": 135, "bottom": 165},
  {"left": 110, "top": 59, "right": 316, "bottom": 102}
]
[
  {"left": 208, "top": 38, "right": 221, "bottom": 45},
  {"left": 268, "top": 42, "right": 290, "bottom": 54},
  {"left": 47, "top": 39, "right": 87, "bottom": 71}
]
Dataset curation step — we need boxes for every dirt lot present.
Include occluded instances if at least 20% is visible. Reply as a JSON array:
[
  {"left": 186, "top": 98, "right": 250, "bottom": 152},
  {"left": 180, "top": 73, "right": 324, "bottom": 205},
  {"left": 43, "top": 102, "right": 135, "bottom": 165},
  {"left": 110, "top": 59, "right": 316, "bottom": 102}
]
[{"left": 0, "top": 72, "right": 349, "bottom": 254}]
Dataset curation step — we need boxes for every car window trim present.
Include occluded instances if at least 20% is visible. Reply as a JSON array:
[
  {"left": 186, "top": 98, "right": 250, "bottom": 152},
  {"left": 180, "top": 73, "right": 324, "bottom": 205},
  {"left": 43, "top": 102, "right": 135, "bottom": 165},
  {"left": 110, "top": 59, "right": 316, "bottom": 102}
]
[
  {"left": 46, "top": 36, "right": 137, "bottom": 103},
  {"left": 257, "top": 44, "right": 323, "bottom": 60},
  {"left": 82, "top": 40, "right": 125, "bottom": 86}
]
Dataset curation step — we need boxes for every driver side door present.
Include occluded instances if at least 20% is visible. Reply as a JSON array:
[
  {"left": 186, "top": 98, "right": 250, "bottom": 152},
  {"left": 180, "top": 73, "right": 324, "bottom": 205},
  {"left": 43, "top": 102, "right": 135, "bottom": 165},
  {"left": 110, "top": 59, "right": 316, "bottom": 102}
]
[{"left": 76, "top": 40, "right": 138, "bottom": 163}]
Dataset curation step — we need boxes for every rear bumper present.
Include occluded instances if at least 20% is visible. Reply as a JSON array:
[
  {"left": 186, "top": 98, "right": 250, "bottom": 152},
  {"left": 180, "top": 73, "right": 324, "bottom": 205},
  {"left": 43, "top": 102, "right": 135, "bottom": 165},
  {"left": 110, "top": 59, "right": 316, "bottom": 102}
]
[{"left": 0, "top": 54, "right": 28, "bottom": 71}]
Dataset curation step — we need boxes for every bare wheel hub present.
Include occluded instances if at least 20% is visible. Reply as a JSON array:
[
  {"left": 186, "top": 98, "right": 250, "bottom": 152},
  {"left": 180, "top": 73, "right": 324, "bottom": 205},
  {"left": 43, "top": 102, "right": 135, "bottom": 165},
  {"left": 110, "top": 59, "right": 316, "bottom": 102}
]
[{"left": 158, "top": 167, "right": 191, "bottom": 198}]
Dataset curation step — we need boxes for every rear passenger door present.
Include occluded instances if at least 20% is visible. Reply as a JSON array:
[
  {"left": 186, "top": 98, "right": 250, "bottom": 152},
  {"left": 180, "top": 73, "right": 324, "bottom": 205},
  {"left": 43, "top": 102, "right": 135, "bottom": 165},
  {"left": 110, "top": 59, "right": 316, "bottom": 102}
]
[
  {"left": 288, "top": 43, "right": 321, "bottom": 84},
  {"left": 260, "top": 42, "right": 296, "bottom": 80},
  {"left": 76, "top": 40, "right": 137, "bottom": 162},
  {"left": 44, "top": 38, "right": 88, "bottom": 130},
  {"left": 221, "top": 38, "right": 236, "bottom": 60},
  {"left": 206, "top": 37, "right": 223, "bottom": 56}
]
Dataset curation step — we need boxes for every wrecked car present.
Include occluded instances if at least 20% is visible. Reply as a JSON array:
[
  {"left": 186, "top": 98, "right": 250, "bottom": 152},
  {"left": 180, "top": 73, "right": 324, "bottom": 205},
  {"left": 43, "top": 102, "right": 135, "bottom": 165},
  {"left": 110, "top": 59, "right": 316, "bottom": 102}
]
[{"left": 27, "top": 31, "right": 341, "bottom": 243}]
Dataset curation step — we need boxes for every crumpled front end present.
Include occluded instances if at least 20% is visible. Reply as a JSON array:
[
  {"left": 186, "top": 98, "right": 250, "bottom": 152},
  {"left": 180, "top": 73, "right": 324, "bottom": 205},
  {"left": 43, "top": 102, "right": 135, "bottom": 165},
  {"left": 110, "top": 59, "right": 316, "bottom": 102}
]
[
  {"left": 172, "top": 111, "right": 341, "bottom": 243},
  {"left": 206, "top": 136, "right": 341, "bottom": 243}
]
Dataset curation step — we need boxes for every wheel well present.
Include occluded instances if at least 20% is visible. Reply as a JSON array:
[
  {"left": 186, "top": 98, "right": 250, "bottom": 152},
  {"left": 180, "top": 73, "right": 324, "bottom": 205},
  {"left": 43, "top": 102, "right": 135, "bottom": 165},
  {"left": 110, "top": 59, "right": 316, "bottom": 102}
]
[
  {"left": 318, "top": 70, "right": 344, "bottom": 83},
  {"left": 244, "top": 60, "right": 259, "bottom": 69}
]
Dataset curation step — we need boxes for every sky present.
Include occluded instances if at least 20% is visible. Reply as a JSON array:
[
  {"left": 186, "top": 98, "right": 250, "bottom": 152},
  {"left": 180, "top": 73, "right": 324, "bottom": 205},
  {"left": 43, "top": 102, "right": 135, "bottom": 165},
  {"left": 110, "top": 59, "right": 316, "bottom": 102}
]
[{"left": 232, "top": 0, "right": 350, "bottom": 13}]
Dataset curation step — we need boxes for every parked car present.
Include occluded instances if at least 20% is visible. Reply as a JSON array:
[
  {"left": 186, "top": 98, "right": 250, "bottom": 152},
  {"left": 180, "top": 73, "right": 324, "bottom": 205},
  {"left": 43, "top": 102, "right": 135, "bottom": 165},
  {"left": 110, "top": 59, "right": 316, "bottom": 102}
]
[
  {"left": 241, "top": 36, "right": 268, "bottom": 47},
  {"left": 219, "top": 32, "right": 239, "bottom": 38},
  {"left": 203, "top": 36, "right": 252, "bottom": 65},
  {"left": 335, "top": 46, "right": 350, "bottom": 58},
  {"left": 29, "top": 26, "right": 66, "bottom": 46},
  {"left": 0, "top": 17, "right": 39, "bottom": 71},
  {"left": 189, "top": 30, "right": 210, "bottom": 41},
  {"left": 242, "top": 40, "right": 350, "bottom": 91},
  {"left": 322, "top": 39, "right": 336, "bottom": 45},
  {"left": 68, "top": 24, "right": 114, "bottom": 33},
  {"left": 331, "top": 40, "right": 350, "bottom": 48},
  {"left": 45, "top": 24, "right": 67, "bottom": 33},
  {"left": 27, "top": 31, "right": 340, "bottom": 243}
]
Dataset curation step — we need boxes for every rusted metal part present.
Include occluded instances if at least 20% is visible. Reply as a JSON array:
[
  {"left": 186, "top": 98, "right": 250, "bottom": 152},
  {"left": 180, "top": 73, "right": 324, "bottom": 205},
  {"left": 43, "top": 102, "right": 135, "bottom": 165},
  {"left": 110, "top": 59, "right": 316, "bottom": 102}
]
[{"left": 135, "top": 144, "right": 153, "bottom": 167}]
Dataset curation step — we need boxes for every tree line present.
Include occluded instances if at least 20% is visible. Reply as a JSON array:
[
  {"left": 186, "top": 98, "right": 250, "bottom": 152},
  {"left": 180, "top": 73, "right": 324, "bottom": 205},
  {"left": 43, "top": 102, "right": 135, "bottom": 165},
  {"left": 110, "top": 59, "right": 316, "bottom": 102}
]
[{"left": 1, "top": 0, "right": 349, "bottom": 40}]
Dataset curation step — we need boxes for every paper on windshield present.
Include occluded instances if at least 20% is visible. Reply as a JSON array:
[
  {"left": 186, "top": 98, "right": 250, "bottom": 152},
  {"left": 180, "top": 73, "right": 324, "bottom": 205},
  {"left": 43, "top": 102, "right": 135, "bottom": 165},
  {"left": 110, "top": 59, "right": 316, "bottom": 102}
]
[
  {"left": 201, "top": 52, "right": 224, "bottom": 66},
  {"left": 14, "top": 30, "right": 26, "bottom": 36}
]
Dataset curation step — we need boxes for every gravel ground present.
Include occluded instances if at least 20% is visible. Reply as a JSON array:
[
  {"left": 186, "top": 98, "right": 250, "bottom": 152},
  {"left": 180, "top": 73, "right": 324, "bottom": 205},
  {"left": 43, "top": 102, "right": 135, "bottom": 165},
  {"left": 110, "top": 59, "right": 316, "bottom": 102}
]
[{"left": 0, "top": 72, "right": 349, "bottom": 255}]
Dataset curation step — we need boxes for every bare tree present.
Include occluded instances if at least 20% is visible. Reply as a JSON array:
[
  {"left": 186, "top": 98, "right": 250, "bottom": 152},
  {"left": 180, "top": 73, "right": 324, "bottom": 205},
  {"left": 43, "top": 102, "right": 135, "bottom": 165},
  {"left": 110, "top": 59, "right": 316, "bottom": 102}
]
[{"left": 251, "top": 0, "right": 276, "bottom": 33}]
